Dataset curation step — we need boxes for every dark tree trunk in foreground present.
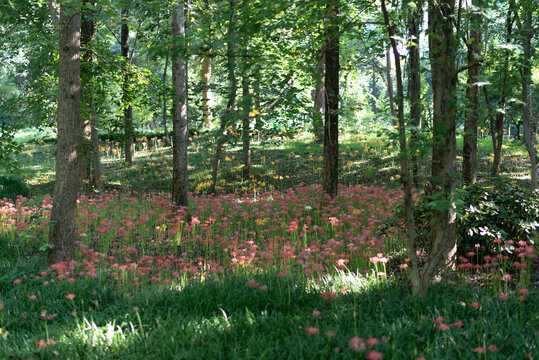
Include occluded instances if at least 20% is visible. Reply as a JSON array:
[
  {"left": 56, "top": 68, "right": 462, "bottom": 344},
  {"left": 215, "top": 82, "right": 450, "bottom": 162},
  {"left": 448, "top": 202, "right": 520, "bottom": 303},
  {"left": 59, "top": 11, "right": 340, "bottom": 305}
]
[
  {"left": 520, "top": 0, "right": 537, "bottom": 189},
  {"left": 407, "top": 0, "right": 422, "bottom": 188},
  {"left": 171, "top": 0, "right": 189, "bottom": 207},
  {"left": 419, "top": 0, "right": 458, "bottom": 295},
  {"left": 381, "top": 0, "right": 420, "bottom": 296},
  {"left": 121, "top": 8, "right": 135, "bottom": 165},
  {"left": 242, "top": 75, "right": 251, "bottom": 179},
  {"left": 48, "top": 4, "right": 81, "bottom": 265},
  {"left": 210, "top": 0, "right": 237, "bottom": 194},
  {"left": 323, "top": 0, "right": 339, "bottom": 197},
  {"left": 462, "top": 0, "right": 482, "bottom": 185},
  {"left": 313, "top": 54, "right": 325, "bottom": 142},
  {"left": 201, "top": 53, "right": 212, "bottom": 128}
]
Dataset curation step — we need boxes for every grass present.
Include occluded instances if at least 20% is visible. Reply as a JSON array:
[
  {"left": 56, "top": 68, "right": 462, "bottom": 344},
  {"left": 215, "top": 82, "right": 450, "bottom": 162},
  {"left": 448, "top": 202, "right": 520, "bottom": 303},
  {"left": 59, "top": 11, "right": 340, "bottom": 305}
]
[{"left": 0, "top": 129, "right": 537, "bottom": 359}]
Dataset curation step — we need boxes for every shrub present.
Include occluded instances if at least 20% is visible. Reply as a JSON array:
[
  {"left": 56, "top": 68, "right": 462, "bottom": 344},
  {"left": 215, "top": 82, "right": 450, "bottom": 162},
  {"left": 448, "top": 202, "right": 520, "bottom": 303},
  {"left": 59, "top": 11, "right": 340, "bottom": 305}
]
[
  {"left": 457, "top": 180, "right": 539, "bottom": 256},
  {"left": 0, "top": 176, "right": 30, "bottom": 200}
]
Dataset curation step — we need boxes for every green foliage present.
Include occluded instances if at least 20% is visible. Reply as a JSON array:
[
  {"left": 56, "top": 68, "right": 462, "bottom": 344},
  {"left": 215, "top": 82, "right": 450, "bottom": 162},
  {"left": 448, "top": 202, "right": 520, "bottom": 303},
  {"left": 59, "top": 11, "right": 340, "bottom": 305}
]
[
  {"left": 0, "top": 176, "right": 29, "bottom": 200},
  {"left": 457, "top": 180, "right": 539, "bottom": 255}
]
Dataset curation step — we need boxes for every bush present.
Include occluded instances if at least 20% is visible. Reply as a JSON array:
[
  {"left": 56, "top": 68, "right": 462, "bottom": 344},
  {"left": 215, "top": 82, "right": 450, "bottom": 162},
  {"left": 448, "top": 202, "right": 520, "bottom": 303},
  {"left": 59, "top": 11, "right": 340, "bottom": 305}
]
[
  {"left": 0, "top": 176, "right": 30, "bottom": 200},
  {"left": 457, "top": 180, "right": 539, "bottom": 256}
]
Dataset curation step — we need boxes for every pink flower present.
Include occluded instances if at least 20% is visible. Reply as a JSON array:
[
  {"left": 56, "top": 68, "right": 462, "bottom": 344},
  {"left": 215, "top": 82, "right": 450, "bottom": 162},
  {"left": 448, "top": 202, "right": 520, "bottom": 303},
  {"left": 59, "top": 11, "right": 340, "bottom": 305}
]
[
  {"left": 469, "top": 302, "right": 480, "bottom": 309},
  {"left": 367, "top": 338, "right": 380, "bottom": 346},
  {"left": 312, "top": 310, "right": 322, "bottom": 317},
  {"left": 306, "top": 326, "right": 319, "bottom": 335},
  {"left": 498, "top": 293, "right": 509, "bottom": 300},
  {"left": 487, "top": 344, "right": 498, "bottom": 352},
  {"left": 325, "top": 330, "right": 336, "bottom": 337},
  {"left": 65, "top": 293, "right": 75, "bottom": 300},
  {"left": 519, "top": 288, "right": 529, "bottom": 295},
  {"left": 433, "top": 316, "right": 445, "bottom": 323},
  {"left": 451, "top": 320, "right": 464, "bottom": 328},
  {"left": 349, "top": 337, "right": 366, "bottom": 351},
  {"left": 472, "top": 347, "right": 486, "bottom": 354},
  {"left": 437, "top": 323, "right": 450, "bottom": 330},
  {"left": 365, "top": 350, "right": 385, "bottom": 359},
  {"left": 28, "top": 295, "right": 37, "bottom": 301},
  {"left": 13, "top": 279, "right": 22, "bottom": 285}
]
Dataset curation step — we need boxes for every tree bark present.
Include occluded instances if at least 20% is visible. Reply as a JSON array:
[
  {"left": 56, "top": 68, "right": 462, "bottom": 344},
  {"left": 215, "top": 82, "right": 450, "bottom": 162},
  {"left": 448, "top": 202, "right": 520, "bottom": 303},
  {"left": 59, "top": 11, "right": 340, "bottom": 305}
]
[
  {"left": 520, "top": 0, "right": 537, "bottom": 189},
  {"left": 48, "top": 3, "right": 81, "bottom": 265},
  {"left": 370, "top": 66, "right": 378, "bottom": 114},
  {"left": 162, "top": 55, "right": 170, "bottom": 146},
  {"left": 242, "top": 75, "right": 251, "bottom": 179},
  {"left": 313, "top": 54, "right": 325, "bottom": 142},
  {"left": 171, "top": 0, "right": 189, "bottom": 207},
  {"left": 462, "top": 0, "right": 483, "bottom": 185},
  {"left": 80, "top": 0, "right": 93, "bottom": 187},
  {"left": 201, "top": 53, "right": 212, "bottom": 128},
  {"left": 491, "top": 5, "right": 513, "bottom": 176},
  {"left": 323, "top": 0, "right": 339, "bottom": 197},
  {"left": 421, "top": 0, "right": 458, "bottom": 295},
  {"left": 381, "top": 0, "right": 420, "bottom": 296},
  {"left": 386, "top": 46, "right": 396, "bottom": 122},
  {"left": 210, "top": 0, "right": 237, "bottom": 194},
  {"left": 407, "top": 0, "right": 423, "bottom": 188},
  {"left": 121, "top": 8, "right": 135, "bottom": 166}
]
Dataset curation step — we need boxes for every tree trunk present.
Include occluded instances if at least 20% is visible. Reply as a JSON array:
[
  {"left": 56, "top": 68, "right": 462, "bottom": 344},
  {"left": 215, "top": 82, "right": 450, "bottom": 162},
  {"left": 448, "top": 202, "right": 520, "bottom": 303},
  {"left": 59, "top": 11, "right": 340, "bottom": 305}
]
[
  {"left": 162, "top": 55, "right": 170, "bottom": 146},
  {"left": 520, "top": 0, "right": 537, "bottom": 190},
  {"left": 201, "top": 53, "right": 212, "bottom": 128},
  {"left": 121, "top": 8, "right": 135, "bottom": 166},
  {"left": 381, "top": 0, "right": 421, "bottom": 296},
  {"left": 210, "top": 0, "right": 237, "bottom": 194},
  {"left": 370, "top": 67, "right": 378, "bottom": 114},
  {"left": 407, "top": 0, "right": 422, "bottom": 188},
  {"left": 254, "top": 72, "right": 261, "bottom": 133},
  {"left": 48, "top": 3, "right": 81, "bottom": 265},
  {"left": 171, "top": 0, "right": 189, "bottom": 207},
  {"left": 462, "top": 0, "right": 482, "bottom": 185},
  {"left": 80, "top": 0, "right": 95, "bottom": 190},
  {"left": 323, "top": 0, "right": 339, "bottom": 197},
  {"left": 420, "top": 0, "right": 458, "bottom": 296},
  {"left": 386, "top": 47, "right": 396, "bottom": 122},
  {"left": 242, "top": 75, "right": 251, "bottom": 179},
  {"left": 491, "top": 5, "right": 513, "bottom": 176},
  {"left": 313, "top": 54, "right": 325, "bottom": 142}
]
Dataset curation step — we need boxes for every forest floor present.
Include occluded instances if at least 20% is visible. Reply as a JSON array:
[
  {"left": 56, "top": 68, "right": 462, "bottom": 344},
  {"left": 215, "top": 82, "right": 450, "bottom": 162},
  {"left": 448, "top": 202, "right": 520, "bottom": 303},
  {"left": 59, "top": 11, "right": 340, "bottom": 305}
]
[{"left": 0, "top": 131, "right": 537, "bottom": 359}]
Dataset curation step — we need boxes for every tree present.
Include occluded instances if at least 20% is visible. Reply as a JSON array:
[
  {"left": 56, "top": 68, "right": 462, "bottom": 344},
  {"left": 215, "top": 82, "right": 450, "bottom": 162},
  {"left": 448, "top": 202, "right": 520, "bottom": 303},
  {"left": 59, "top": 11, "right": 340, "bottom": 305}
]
[
  {"left": 322, "top": 0, "right": 340, "bottom": 197},
  {"left": 121, "top": 7, "right": 135, "bottom": 166},
  {"left": 462, "top": 0, "right": 483, "bottom": 185},
  {"left": 520, "top": 0, "right": 537, "bottom": 189},
  {"left": 48, "top": 2, "right": 81, "bottom": 265},
  {"left": 313, "top": 54, "right": 325, "bottom": 142},
  {"left": 419, "top": 0, "right": 458, "bottom": 295},
  {"left": 171, "top": 0, "right": 189, "bottom": 207}
]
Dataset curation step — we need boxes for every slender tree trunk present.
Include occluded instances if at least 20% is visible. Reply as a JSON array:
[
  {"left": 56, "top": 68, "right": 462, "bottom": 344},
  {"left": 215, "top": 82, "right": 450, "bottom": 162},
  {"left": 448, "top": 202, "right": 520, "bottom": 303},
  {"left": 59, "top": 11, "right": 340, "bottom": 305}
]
[
  {"left": 171, "top": 0, "right": 189, "bottom": 207},
  {"left": 162, "top": 55, "right": 170, "bottom": 146},
  {"left": 201, "top": 54, "right": 212, "bottom": 128},
  {"left": 386, "top": 47, "right": 396, "bottom": 122},
  {"left": 313, "top": 54, "right": 325, "bottom": 142},
  {"left": 323, "top": 0, "right": 339, "bottom": 197},
  {"left": 381, "top": 0, "right": 420, "bottom": 296},
  {"left": 48, "top": 3, "right": 81, "bottom": 265},
  {"left": 462, "top": 0, "right": 483, "bottom": 185},
  {"left": 370, "top": 67, "right": 378, "bottom": 114},
  {"left": 491, "top": 5, "right": 513, "bottom": 176},
  {"left": 420, "top": 0, "right": 458, "bottom": 296},
  {"left": 121, "top": 8, "right": 135, "bottom": 165},
  {"left": 210, "top": 0, "right": 237, "bottom": 194},
  {"left": 254, "top": 74, "right": 261, "bottom": 134},
  {"left": 521, "top": 0, "right": 537, "bottom": 189},
  {"left": 80, "top": 0, "right": 95, "bottom": 190},
  {"left": 242, "top": 75, "right": 251, "bottom": 178},
  {"left": 407, "top": 0, "right": 423, "bottom": 188}
]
